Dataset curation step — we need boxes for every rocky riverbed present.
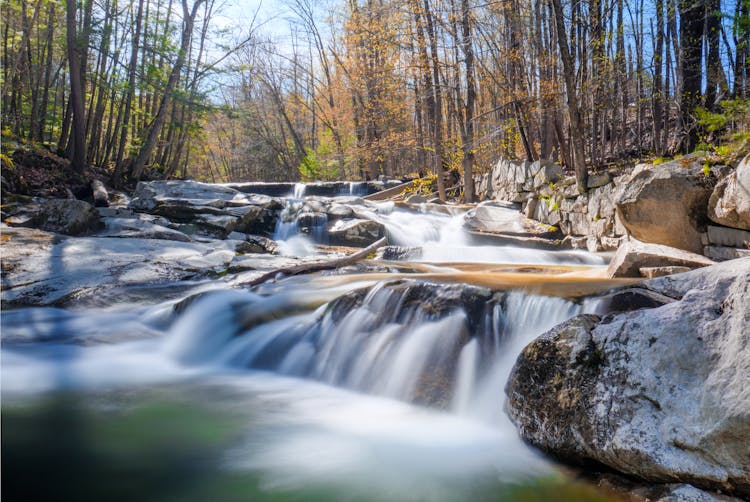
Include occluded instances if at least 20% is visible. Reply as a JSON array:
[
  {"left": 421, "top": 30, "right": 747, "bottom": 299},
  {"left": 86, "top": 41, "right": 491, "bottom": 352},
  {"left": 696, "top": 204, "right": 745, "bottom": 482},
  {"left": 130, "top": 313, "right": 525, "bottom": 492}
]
[{"left": 2, "top": 178, "right": 749, "bottom": 500}]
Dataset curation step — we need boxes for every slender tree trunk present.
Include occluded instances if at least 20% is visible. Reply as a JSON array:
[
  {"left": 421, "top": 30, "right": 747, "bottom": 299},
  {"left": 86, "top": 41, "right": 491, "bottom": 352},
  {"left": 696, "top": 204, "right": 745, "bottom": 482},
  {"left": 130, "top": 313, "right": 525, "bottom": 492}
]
[
  {"left": 65, "top": 0, "right": 87, "bottom": 172},
  {"left": 113, "top": 0, "right": 144, "bottom": 182},
  {"left": 460, "top": 0, "right": 476, "bottom": 202},
  {"left": 131, "top": 0, "right": 204, "bottom": 179},
  {"left": 704, "top": 0, "right": 727, "bottom": 110},
  {"left": 550, "top": 0, "right": 588, "bottom": 192},
  {"left": 678, "top": 0, "right": 704, "bottom": 152},
  {"left": 653, "top": 0, "right": 665, "bottom": 153},
  {"left": 423, "top": 0, "right": 446, "bottom": 200}
]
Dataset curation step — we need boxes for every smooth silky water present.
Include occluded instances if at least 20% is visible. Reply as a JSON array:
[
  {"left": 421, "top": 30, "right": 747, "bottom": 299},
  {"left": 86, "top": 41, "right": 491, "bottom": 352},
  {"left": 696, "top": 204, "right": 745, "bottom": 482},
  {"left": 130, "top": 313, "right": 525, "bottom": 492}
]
[{"left": 1, "top": 194, "right": 620, "bottom": 501}]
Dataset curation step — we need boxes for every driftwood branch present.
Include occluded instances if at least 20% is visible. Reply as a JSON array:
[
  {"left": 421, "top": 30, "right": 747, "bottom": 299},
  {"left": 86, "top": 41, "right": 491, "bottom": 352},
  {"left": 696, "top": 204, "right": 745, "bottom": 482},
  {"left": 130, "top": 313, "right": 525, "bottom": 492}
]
[{"left": 240, "top": 237, "right": 387, "bottom": 288}]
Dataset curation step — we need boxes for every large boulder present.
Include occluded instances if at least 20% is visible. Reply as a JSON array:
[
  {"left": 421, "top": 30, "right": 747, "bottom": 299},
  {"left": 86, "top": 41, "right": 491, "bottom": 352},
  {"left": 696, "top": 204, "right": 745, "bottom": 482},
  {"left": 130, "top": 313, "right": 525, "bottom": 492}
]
[
  {"left": 327, "top": 218, "right": 384, "bottom": 247},
  {"left": 615, "top": 155, "right": 716, "bottom": 253},
  {"left": 708, "top": 155, "right": 750, "bottom": 231},
  {"left": 33, "top": 199, "right": 102, "bottom": 236},
  {"left": 607, "top": 238, "right": 715, "bottom": 278},
  {"left": 506, "top": 258, "right": 750, "bottom": 497}
]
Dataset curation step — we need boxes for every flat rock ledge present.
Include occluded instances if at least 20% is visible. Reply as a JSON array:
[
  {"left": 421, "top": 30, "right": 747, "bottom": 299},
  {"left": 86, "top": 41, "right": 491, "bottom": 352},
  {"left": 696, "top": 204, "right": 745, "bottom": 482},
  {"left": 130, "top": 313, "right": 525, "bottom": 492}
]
[{"left": 506, "top": 257, "right": 750, "bottom": 498}]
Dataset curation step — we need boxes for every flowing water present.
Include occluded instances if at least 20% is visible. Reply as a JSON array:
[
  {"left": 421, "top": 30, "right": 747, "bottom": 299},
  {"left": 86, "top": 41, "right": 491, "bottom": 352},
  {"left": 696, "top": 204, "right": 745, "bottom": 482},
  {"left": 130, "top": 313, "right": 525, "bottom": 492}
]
[{"left": 1, "top": 190, "right": 620, "bottom": 501}]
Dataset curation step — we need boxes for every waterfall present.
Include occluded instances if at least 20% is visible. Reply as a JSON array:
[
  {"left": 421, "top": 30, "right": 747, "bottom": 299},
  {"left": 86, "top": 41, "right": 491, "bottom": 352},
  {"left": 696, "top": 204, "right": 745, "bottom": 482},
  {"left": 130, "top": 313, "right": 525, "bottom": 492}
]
[
  {"left": 160, "top": 281, "right": 581, "bottom": 418},
  {"left": 353, "top": 203, "right": 604, "bottom": 265},
  {"left": 346, "top": 181, "right": 368, "bottom": 196},
  {"left": 293, "top": 182, "right": 306, "bottom": 200}
]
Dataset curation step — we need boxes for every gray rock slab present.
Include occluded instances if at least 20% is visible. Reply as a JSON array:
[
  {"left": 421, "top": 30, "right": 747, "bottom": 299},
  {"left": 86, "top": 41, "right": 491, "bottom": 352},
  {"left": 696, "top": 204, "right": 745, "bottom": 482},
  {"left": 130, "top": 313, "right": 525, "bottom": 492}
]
[
  {"left": 706, "top": 225, "right": 750, "bottom": 248},
  {"left": 704, "top": 245, "right": 750, "bottom": 261},
  {"left": 1, "top": 225, "right": 236, "bottom": 307},
  {"left": 607, "top": 239, "right": 715, "bottom": 278}
]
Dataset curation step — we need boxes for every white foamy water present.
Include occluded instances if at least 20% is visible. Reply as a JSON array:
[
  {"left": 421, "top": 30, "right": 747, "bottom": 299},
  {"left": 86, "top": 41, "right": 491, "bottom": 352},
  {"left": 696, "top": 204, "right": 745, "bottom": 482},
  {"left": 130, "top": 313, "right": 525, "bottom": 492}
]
[{"left": 356, "top": 202, "right": 604, "bottom": 265}]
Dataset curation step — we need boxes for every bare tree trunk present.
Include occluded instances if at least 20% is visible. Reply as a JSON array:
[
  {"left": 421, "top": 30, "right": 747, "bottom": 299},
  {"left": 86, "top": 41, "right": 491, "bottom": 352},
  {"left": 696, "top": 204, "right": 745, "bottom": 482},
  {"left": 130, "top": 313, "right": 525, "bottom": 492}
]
[
  {"left": 423, "top": 0, "right": 446, "bottom": 200},
  {"left": 550, "top": 0, "right": 588, "bottom": 192},
  {"left": 678, "top": 0, "right": 704, "bottom": 152},
  {"left": 65, "top": 0, "right": 87, "bottom": 172},
  {"left": 112, "top": 0, "right": 144, "bottom": 183},
  {"left": 460, "top": 0, "right": 476, "bottom": 202},
  {"left": 130, "top": 0, "right": 205, "bottom": 180}
]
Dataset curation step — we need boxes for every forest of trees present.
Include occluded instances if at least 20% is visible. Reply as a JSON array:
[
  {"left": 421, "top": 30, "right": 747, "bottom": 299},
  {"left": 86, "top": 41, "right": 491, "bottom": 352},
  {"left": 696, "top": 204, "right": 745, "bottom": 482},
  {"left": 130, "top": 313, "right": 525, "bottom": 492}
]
[{"left": 1, "top": 0, "right": 748, "bottom": 198}]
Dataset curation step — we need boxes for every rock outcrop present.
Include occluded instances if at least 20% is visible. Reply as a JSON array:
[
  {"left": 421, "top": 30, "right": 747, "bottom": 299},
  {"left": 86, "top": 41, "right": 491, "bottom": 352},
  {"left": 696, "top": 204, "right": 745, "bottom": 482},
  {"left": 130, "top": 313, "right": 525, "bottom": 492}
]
[
  {"left": 708, "top": 154, "right": 750, "bottom": 231},
  {"left": 506, "top": 258, "right": 750, "bottom": 497},
  {"left": 129, "top": 180, "right": 280, "bottom": 237},
  {"left": 476, "top": 158, "right": 562, "bottom": 203},
  {"left": 614, "top": 155, "right": 716, "bottom": 253}
]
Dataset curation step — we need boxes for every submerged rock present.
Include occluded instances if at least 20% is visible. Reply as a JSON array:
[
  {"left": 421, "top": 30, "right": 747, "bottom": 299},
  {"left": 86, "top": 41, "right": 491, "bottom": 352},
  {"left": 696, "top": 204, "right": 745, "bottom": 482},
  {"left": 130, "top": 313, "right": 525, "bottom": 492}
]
[
  {"left": 235, "top": 235, "right": 279, "bottom": 255},
  {"left": 506, "top": 257, "right": 750, "bottom": 497},
  {"left": 376, "top": 246, "right": 423, "bottom": 261},
  {"left": 319, "top": 280, "right": 496, "bottom": 407}
]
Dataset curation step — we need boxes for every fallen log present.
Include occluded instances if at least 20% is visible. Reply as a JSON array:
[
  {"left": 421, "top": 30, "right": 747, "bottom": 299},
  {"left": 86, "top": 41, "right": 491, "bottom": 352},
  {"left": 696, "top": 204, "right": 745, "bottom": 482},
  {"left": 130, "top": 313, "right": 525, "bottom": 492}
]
[
  {"left": 239, "top": 237, "right": 387, "bottom": 288},
  {"left": 363, "top": 180, "right": 416, "bottom": 201}
]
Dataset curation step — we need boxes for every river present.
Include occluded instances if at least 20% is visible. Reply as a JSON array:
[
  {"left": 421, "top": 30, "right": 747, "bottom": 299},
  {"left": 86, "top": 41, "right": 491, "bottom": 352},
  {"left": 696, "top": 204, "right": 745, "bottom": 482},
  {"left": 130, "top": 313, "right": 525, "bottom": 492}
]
[{"left": 1, "top": 187, "right": 621, "bottom": 501}]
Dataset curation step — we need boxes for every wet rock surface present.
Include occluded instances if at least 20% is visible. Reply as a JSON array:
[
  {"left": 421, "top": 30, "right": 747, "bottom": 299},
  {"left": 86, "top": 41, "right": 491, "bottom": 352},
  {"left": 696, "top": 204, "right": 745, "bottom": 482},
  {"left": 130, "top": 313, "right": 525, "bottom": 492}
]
[
  {"left": 506, "top": 257, "right": 750, "bottom": 498},
  {"left": 0, "top": 224, "right": 237, "bottom": 307}
]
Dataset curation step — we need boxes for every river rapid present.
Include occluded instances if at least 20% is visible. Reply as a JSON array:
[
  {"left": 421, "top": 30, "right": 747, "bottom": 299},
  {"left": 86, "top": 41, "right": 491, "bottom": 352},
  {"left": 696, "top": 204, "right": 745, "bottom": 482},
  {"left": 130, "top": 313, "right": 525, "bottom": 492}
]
[{"left": 1, "top": 186, "right": 619, "bottom": 501}]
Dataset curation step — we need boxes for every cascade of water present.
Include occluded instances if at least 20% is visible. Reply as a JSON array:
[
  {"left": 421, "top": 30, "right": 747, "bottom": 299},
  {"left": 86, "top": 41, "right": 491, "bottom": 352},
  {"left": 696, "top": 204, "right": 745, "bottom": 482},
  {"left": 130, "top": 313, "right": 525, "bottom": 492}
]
[
  {"left": 354, "top": 203, "right": 604, "bottom": 265},
  {"left": 293, "top": 182, "right": 306, "bottom": 200},
  {"left": 156, "top": 281, "right": 580, "bottom": 418},
  {"left": 451, "top": 292, "right": 581, "bottom": 422},
  {"left": 273, "top": 183, "right": 323, "bottom": 254},
  {"left": 346, "top": 181, "right": 368, "bottom": 196}
]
